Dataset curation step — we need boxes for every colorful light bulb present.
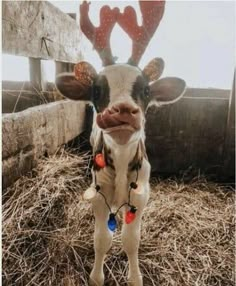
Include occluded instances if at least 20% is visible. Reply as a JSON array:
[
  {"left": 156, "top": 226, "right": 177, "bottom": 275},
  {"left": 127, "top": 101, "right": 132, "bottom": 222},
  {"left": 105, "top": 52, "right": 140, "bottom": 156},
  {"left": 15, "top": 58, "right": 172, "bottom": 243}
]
[
  {"left": 94, "top": 153, "right": 106, "bottom": 168},
  {"left": 125, "top": 206, "right": 137, "bottom": 224},
  {"left": 107, "top": 213, "right": 117, "bottom": 231},
  {"left": 83, "top": 186, "right": 97, "bottom": 200}
]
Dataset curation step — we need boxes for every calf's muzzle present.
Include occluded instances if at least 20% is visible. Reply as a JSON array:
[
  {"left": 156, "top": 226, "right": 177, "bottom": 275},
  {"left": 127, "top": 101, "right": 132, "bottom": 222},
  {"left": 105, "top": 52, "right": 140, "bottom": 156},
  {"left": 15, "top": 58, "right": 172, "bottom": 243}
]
[
  {"left": 96, "top": 102, "right": 142, "bottom": 130},
  {"left": 96, "top": 102, "right": 143, "bottom": 145}
]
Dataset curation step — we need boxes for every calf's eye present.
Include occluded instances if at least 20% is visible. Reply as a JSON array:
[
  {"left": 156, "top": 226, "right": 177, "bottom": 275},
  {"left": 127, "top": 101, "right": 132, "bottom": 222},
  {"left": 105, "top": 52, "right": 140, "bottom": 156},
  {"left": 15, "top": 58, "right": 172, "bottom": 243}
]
[
  {"left": 93, "top": 86, "right": 101, "bottom": 101},
  {"left": 144, "top": 86, "right": 150, "bottom": 97}
]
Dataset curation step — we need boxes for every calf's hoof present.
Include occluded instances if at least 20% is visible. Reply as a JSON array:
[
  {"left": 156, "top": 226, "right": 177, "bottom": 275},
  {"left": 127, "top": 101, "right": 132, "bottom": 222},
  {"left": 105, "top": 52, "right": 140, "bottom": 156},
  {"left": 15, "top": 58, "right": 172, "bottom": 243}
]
[
  {"left": 127, "top": 274, "right": 143, "bottom": 286},
  {"left": 89, "top": 272, "right": 104, "bottom": 286}
]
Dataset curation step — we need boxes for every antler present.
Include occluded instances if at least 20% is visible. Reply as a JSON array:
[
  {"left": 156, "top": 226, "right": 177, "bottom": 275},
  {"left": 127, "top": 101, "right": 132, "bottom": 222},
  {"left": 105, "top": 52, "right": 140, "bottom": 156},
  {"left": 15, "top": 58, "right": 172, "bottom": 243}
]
[
  {"left": 117, "top": 0, "right": 165, "bottom": 65},
  {"left": 80, "top": 1, "right": 119, "bottom": 66}
]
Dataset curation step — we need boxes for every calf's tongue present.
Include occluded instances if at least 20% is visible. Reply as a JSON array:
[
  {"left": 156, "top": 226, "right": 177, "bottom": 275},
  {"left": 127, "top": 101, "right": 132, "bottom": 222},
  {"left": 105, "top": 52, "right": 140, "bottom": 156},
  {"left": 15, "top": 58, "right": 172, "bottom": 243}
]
[
  {"left": 96, "top": 109, "right": 140, "bottom": 130},
  {"left": 96, "top": 109, "right": 141, "bottom": 145},
  {"left": 96, "top": 111, "right": 122, "bottom": 129}
]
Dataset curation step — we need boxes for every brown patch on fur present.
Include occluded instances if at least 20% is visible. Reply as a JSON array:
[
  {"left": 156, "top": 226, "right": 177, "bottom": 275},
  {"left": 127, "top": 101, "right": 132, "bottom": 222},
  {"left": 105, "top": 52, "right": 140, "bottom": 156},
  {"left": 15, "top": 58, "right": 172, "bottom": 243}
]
[
  {"left": 104, "top": 145, "right": 115, "bottom": 170},
  {"left": 128, "top": 140, "right": 147, "bottom": 171}
]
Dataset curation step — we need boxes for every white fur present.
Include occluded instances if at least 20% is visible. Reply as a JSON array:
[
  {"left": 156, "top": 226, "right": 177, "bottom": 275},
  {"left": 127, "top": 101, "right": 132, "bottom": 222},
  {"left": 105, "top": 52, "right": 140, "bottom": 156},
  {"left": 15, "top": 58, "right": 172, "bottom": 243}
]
[
  {"left": 89, "top": 64, "right": 150, "bottom": 286},
  {"left": 100, "top": 64, "right": 142, "bottom": 105},
  {"left": 90, "top": 130, "right": 150, "bottom": 286}
]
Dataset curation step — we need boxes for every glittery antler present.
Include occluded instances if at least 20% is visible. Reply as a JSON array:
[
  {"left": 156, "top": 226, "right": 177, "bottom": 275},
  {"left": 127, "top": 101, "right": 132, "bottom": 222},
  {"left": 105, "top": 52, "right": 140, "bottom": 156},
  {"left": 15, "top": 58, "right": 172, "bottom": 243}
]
[
  {"left": 80, "top": 1, "right": 119, "bottom": 66},
  {"left": 117, "top": 0, "right": 165, "bottom": 65}
]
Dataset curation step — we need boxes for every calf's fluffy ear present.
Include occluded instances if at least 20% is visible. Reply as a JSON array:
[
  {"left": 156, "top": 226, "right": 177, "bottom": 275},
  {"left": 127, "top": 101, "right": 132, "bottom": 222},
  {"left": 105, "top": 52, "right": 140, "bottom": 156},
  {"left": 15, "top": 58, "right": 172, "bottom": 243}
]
[
  {"left": 149, "top": 77, "right": 186, "bottom": 104},
  {"left": 143, "top": 57, "right": 164, "bottom": 82},
  {"left": 55, "top": 61, "right": 97, "bottom": 101},
  {"left": 56, "top": 73, "right": 91, "bottom": 100}
]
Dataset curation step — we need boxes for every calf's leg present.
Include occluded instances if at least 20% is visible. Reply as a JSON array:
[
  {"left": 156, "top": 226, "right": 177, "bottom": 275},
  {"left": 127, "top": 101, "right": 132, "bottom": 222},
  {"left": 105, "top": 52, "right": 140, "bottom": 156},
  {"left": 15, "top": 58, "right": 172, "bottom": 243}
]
[
  {"left": 89, "top": 199, "right": 113, "bottom": 286},
  {"left": 122, "top": 210, "right": 143, "bottom": 286}
]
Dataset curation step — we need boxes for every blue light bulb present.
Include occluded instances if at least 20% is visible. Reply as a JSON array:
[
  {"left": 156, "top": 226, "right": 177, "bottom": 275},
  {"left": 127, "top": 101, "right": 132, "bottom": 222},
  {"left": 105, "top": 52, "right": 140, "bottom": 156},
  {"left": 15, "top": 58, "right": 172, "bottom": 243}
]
[{"left": 107, "top": 213, "right": 117, "bottom": 232}]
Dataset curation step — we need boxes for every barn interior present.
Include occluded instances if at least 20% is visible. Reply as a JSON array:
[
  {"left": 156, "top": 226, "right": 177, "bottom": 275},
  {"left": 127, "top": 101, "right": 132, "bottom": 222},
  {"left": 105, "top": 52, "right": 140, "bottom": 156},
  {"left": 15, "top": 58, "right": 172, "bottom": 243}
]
[{"left": 2, "top": 1, "right": 235, "bottom": 286}]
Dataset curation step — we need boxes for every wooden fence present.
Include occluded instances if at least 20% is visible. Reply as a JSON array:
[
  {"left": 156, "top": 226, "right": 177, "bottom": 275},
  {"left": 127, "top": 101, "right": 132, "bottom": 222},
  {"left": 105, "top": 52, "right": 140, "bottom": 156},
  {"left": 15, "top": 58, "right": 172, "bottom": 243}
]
[
  {"left": 2, "top": 1, "right": 86, "bottom": 188},
  {"left": 2, "top": 1, "right": 235, "bottom": 189},
  {"left": 2, "top": 1, "right": 81, "bottom": 113}
]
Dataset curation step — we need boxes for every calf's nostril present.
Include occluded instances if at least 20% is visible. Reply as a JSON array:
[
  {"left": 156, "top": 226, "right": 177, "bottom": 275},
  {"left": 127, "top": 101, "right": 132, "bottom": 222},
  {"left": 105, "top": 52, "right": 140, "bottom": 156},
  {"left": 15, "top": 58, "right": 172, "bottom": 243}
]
[
  {"left": 113, "top": 107, "right": 120, "bottom": 113},
  {"left": 111, "top": 104, "right": 140, "bottom": 115},
  {"left": 131, "top": 108, "right": 139, "bottom": 115}
]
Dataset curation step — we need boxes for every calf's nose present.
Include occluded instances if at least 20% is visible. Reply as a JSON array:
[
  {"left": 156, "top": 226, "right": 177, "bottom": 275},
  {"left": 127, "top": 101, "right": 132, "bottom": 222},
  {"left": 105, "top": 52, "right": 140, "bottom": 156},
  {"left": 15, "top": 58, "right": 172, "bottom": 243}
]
[{"left": 110, "top": 102, "right": 140, "bottom": 115}]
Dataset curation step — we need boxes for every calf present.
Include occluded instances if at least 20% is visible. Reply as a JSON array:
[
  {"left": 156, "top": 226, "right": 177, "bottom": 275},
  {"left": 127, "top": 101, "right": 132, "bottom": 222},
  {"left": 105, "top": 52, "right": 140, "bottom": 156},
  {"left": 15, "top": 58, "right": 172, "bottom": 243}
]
[{"left": 56, "top": 1, "right": 186, "bottom": 285}]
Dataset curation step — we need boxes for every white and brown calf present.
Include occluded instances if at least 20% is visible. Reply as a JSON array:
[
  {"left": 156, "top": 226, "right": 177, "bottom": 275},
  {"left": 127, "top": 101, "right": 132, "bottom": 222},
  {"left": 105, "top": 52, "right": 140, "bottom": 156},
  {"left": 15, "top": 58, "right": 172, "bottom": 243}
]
[{"left": 56, "top": 60, "right": 186, "bottom": 285}]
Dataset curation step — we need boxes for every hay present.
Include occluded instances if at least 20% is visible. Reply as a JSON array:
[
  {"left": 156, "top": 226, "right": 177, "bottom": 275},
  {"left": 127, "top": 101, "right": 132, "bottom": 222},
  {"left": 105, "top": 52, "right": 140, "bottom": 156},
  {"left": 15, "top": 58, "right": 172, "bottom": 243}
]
[{"left": 2, "top": 150, "right": 235, "bottom": 286}]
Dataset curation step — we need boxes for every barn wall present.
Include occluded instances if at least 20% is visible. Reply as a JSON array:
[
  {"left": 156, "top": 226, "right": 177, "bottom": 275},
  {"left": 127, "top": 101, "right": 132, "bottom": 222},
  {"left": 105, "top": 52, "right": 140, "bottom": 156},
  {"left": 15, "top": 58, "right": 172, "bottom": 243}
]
[
  {"left": 145, "top": 88, "right": 234, "bottom": 180},
  {"left": 2, "top": 101, "right": 86, "bottom": 189},
  {"left": 2, "top": 87, "right": 235, "bottom": 189}
]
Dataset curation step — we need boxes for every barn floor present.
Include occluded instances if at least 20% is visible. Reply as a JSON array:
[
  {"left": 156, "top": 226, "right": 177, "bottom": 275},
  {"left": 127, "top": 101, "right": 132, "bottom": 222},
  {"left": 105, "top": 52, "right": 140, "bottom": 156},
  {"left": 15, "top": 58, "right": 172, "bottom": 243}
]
[{"left": 2, "top": 149, "right": 235, "bottom": 286}]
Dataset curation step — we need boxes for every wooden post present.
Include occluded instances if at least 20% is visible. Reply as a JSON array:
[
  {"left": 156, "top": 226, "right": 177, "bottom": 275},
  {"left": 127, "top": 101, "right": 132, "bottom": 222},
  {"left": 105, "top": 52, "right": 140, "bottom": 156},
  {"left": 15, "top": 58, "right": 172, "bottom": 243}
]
[
  {"left": 29, "top": 58, "right": 46, "bottom": 91},
  {"left": 55, "top": 61, "right": 75, "bottom": 76},
  {"left": 222, "top": 71, "right": 235, "bottom": 179}
]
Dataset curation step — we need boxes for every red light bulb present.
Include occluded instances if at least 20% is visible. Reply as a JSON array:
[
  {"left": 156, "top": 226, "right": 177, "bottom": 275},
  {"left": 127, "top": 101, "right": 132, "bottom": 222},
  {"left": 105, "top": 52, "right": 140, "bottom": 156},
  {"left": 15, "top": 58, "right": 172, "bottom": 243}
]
[
  {"left": 94, "top": 153, "right": 106, "bottom": 168},
  {"left": 125, "top": 206, "right": 137, "bottom": 224}
]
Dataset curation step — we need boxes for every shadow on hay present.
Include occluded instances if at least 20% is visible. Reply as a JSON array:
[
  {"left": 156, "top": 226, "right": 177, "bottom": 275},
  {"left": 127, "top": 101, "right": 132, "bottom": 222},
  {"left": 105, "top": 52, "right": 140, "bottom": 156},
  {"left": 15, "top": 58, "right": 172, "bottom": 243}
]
[{"left": 2, "top": 149, "right": 235, "bottom": 286}]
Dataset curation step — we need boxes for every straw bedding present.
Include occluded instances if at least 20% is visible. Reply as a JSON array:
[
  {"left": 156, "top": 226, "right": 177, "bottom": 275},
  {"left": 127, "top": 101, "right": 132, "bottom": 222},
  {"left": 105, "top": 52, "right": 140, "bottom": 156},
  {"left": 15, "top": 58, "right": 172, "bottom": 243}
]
[{"left": 2, "top": 150, "right": 235, "bottom": 286}]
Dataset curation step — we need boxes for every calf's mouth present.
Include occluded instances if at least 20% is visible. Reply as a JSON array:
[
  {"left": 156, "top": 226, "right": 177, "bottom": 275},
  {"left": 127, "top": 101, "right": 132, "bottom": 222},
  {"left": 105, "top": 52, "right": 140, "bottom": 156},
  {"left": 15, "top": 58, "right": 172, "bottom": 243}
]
[{"left": 96, "top": 107, "right": 142, "bottom": 145}]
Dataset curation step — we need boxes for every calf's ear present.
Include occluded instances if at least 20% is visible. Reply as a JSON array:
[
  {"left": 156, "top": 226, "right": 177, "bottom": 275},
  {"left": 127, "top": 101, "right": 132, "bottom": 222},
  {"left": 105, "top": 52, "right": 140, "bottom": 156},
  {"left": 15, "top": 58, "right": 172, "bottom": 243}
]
[
  {"left": 56, "top": 73, "right": 92, "bottom": 100},
  {"left": 143, "top": 57, "right": 164, "bottom": 82},
  {"left": 149, "top": 77, "right": 186, "bottom": 104},
  {"left": 56, "top": 61, "right": 97, "bottom": 101}
]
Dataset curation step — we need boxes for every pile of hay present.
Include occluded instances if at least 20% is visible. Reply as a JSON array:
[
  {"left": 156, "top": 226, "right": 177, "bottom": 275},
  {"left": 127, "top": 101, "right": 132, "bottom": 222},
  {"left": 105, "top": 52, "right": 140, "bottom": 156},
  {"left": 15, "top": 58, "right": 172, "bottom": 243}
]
[{"left": 2, "top": 150, "right": 235, "bottom": 286}]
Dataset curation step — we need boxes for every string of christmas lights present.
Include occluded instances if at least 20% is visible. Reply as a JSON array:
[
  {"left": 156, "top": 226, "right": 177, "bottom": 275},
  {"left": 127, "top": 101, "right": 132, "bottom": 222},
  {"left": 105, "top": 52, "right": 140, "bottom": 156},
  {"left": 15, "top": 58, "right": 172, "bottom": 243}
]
[{"left": 92, "top": 152, "right": 140, "bottom": 232}]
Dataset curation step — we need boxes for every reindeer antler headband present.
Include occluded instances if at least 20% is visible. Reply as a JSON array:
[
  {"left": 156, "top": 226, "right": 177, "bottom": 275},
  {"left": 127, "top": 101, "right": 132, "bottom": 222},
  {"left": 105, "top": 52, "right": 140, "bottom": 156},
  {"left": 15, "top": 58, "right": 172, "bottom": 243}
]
[{"left": 80, "top": 0, "right": 165, "bottom": 67}]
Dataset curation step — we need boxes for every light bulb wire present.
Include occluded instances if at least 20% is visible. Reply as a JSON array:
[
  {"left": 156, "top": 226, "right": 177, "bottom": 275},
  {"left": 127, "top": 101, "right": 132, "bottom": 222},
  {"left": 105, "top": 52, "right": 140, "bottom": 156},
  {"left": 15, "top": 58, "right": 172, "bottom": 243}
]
[
  {"left": 94, "top": 168, "right": 139, "bottom": 217},
  {"left": 98, "top": 191, "right": 112, "bottom": 213}
]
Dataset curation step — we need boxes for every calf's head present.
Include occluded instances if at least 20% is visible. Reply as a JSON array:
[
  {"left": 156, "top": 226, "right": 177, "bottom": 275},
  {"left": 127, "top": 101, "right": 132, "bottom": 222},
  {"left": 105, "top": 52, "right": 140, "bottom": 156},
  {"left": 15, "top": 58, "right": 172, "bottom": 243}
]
[
  {"left": 56, "top": 60, "right": 185, "bottom": 145},
  {"left": 56, "top": 1, "right": 186, "bottom": 145}
]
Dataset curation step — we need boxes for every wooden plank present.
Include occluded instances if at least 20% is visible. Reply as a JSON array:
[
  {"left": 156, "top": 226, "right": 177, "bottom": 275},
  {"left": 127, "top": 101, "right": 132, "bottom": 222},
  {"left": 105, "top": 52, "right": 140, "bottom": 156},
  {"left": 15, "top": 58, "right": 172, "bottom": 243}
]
[
  {"left": 184, "top": 88, "right": 230, "bottom": 99},
  {"left": 2, "top": 90, "right": 62, "bottom": 113},
  {"left": 54, "top": 14, "right": 77, "bottom": 76},
  {"left": 222, "top": 72, "right": 235, "bottom": 179},
  {"left": 68, "top": 13, "right": 76, "bottom": 20},
  {"left": 2, "top": 101, "right": 86, "bottom": 189},
  {"left": 2, "top": 90, "right": 43, "bottom": 113},
  {"left": 145, "top": 95, "right": 230, "bottom": 178},
  {"left": 2, "top": 1, "right": 83, "bottom": 62},
  {"left": 2, "top": 81, "right": 55, "bottom": 91}
]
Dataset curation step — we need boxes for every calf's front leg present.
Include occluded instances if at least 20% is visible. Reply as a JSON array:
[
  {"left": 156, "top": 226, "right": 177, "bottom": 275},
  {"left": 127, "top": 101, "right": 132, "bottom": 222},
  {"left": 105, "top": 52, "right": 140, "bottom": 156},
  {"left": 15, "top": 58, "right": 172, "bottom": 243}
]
[
  {"left": 122, "top": 208, "right": 144, "bottom": 286},
  {"left": 90, "top": 198, "right": 113, "bottom": 286}
]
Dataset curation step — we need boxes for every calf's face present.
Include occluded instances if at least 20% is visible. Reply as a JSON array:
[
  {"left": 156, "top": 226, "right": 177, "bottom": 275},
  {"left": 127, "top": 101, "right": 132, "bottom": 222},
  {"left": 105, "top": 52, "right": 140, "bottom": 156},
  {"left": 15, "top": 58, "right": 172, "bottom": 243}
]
[
  {"left": 56, "top": 59, "right": 186, "bottom": 145},
  {"left": 94, "top": 64, "right": 148, "bottom": 144}
]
